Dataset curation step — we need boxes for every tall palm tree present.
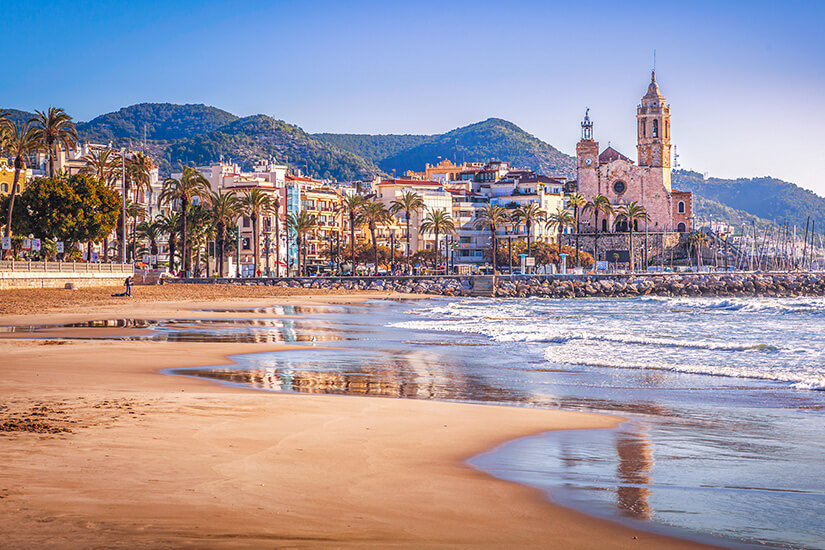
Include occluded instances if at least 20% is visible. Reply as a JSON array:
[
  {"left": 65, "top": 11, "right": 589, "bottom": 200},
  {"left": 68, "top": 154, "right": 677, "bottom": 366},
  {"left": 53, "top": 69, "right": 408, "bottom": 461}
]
[
  {"left": 208, "top": 190, "right": 241, "bottom": 277},
  {"left": 359, "top": 199, "right": 392, "bottom": 275},
  {"left": 127, "top": 151, "right": 154, "bottom": 204},
  {"left": 136, "top": 219, "right": 163, "bottom": 268},
  {"left": 286, "top": 211, "right": 318, "bottom": 276},
  {"left": 545, "top": 207, "right": 575, "bottom": 248},
  {"left": 584, "top": 193, "right": 614, "bottom": 265},
  {"left": 3, "top": 121, "right": 40, "bottom": 240},
  {"left": 268, "top": 195, "right": 282, "bottom": 277},
  {"left": 473, "top": 204, "right": 510, "bottom": 274},
  {"left": 186, "top": 204, "right": 213, "bottom": 277},
  {"left": 566, "top": 192, "right": 587, "bottom": 267},
  {"left": 341, "top": 194, "right": 365, "bottom": 274},
  {"left": 390, "top": 190, "right": 425, "bottom": 271},
  {"left": 32, "top": 107, "right": 77, "bottom": 177},
  {"left": 613, "top": 201, "right": 651, "bottom": 272},
  {"left": 156, "top": 211, "right": 181, "bottom": 273},
  {"left": 126, "top": 200, "right": 146, "bottom": 262},
  {"left": 159, "top": 166, "right": 210, "bottom": 274},
  {"left": 419, "top": 208, "right": 456, "bottom": 270},
  {"left": 511, "top": 202, "right": 546, "bottom": 258},
  {"left": 241, "top": 189, "right": 271, "bottom": 277}
]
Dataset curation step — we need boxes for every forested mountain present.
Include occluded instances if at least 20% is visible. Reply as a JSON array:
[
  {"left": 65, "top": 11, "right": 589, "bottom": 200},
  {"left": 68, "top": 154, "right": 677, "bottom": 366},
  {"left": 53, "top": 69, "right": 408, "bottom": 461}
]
[
  {"left": 313, "top": 133, "right": 430, "bottom": 163},
  {"left": 76, "top": 103, "right": 239, "bottom": 143},
  {"left": 692, "top": 194, "right": 771, "bottom": 230},
  {"left": 2, "top": 108, "right": 37, "bottom": 125},
  {"left": 168, "top": 115, "right": 380, "bottom": 181},
  {"left": 673, "top": 170, "right": 825, "bottom": 227},
  {"left": 320, "top": 118, "right": 577, "bottom": 178}
]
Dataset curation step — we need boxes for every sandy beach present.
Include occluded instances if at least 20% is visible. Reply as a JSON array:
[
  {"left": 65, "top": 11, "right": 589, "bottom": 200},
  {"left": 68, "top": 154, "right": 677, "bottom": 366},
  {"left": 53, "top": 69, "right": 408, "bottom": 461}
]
[{"left": 0, "top": 286, "right": 714, "bottom": 548}]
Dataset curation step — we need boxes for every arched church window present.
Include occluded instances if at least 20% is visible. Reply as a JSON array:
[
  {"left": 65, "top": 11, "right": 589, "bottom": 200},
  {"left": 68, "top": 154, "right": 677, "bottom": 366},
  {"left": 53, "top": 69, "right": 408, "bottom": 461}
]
[
  {"left": 602, "top": 219, "right": 608, "bottom": 232},
  {"left": 652, "top": 119, "right": 659, "bottom": 138},
  {"left": 677, "top": 201, "right": 685, "bottom": 214},
  {"left": 677, "top": 222, "right": 687, "bottom": 232},
  {"left": 0, "top": 184, "right": 7, "bottom": 193}
]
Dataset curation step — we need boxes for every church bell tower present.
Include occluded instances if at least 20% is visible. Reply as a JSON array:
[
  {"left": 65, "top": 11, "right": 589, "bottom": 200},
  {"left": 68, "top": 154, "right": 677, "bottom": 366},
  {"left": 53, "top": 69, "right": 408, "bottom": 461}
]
[{"left": 636, "top": 71, "right": 671, "bottom": 168}]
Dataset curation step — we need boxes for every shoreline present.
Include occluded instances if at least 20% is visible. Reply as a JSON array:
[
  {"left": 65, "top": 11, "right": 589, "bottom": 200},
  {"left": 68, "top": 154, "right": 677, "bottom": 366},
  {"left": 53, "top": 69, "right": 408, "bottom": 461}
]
[{"left": 0, "top": 291, "right": 716, "bottom": 548}]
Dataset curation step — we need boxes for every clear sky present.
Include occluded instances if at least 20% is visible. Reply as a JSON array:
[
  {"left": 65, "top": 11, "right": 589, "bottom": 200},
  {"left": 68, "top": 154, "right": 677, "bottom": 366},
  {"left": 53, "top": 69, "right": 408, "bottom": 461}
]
[{"left": 3, "top": 0, "right": 824, "bottom": 194}]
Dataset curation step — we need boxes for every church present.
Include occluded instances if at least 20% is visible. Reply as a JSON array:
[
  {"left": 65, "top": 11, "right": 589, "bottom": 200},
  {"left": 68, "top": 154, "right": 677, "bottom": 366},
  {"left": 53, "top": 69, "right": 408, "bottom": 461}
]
[{"left": 576, "top": 72, "right": 692, "bottom": 234}]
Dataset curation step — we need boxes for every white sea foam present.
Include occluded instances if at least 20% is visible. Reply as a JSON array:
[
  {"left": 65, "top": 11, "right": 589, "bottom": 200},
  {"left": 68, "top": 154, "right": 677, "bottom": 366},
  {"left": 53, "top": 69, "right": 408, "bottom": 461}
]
[{"left": 393, "top": 296, "right": 825, "bottom": 390}]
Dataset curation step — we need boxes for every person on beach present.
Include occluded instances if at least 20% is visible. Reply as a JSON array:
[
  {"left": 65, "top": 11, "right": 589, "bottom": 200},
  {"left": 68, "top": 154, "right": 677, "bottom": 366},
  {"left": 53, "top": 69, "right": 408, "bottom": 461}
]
[{"left": 124, "top": 276, "right": 132, "bottom": 297}]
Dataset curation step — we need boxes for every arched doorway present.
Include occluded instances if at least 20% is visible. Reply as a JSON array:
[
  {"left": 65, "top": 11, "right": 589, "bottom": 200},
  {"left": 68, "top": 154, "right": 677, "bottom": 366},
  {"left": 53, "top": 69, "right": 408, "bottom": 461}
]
[{"left": 676, "top": 222, "right": 687, "bottom": 232}]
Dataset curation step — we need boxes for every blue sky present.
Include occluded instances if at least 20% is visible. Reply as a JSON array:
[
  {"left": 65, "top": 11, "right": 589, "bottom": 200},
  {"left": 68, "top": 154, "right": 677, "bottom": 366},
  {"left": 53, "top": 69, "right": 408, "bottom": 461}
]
[{"left": 3, "top": 0, "right": 824, "bottom": 194}]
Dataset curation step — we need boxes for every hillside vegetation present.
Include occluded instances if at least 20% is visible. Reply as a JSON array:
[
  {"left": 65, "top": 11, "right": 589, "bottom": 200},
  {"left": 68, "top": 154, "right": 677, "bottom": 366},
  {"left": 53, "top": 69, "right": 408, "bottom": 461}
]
[
  {"left": 673, "top": 170, "right": 825, "bottom": 227},
  {"left": 168, "top": 115, "right": 380, "bottom": 181},
  {"left": 77, "top": 103, "right": 238, "bottom": 143}
]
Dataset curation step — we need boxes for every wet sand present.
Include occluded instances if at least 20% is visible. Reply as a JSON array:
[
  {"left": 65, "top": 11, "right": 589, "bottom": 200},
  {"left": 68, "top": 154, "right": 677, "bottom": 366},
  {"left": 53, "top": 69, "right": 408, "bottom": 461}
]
[{"left": 0, "top": 288, "right": 715, "bottom": 548}]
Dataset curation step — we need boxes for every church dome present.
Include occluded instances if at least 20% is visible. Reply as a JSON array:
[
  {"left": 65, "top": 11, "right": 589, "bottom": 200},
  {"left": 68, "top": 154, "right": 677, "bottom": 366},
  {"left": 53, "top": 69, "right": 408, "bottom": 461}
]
[{"left": 643, "top": 71, "right": 664, "bottom": 99}]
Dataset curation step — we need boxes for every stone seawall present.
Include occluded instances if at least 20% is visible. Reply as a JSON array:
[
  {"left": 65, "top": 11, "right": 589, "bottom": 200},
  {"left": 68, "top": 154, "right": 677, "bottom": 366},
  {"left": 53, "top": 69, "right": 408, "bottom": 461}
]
[{"left": 169, "top": 273, "right": 825, "bottom": 299}]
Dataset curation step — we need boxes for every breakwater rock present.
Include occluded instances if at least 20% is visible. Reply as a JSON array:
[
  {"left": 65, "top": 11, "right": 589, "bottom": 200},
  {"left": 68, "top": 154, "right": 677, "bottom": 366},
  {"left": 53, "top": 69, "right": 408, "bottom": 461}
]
[{"left": 170, "top": 273, "right": 825, "bottom": 299}]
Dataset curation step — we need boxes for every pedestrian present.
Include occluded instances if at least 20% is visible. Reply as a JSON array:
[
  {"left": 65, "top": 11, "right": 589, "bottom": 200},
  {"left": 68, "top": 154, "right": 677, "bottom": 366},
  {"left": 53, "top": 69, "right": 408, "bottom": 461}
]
[{"left": 124, "top": 276, "right": 132, "bottom": 297}]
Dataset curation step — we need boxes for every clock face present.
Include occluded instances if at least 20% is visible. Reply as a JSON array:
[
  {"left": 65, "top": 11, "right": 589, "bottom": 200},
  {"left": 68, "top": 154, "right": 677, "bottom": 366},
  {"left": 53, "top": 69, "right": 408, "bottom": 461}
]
[{"left": 585, "top": 158, "right": 593, "bottom": 166}]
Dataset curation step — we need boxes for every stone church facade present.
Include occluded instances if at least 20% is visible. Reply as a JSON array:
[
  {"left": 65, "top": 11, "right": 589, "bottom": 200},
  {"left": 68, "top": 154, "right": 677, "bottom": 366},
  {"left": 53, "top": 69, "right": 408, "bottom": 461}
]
[{"left": 575, "top": 72, "right": 693, "bottom": 235}]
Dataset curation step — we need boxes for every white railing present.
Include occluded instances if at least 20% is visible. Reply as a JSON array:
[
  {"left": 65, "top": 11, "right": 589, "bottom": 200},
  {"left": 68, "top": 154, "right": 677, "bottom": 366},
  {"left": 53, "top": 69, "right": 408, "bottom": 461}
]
[{"left": 0, "top": 261, "right": 134, "bottom": 273}]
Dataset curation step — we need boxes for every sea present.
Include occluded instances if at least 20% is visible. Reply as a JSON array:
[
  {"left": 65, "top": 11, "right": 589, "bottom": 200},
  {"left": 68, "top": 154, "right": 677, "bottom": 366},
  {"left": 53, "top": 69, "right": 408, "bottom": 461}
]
[{"left": 149, "top": 296, "right": 823, "bottom": 548}]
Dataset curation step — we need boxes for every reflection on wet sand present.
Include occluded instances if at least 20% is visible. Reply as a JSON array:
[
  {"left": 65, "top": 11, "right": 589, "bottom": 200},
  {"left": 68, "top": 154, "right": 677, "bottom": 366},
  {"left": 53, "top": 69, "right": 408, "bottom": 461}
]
[
  {"left": 616, "top": 426, "right": 653, "bottom": 520},
  {"left": 0, "top": 317, "right": 358, "bottom": 344}
]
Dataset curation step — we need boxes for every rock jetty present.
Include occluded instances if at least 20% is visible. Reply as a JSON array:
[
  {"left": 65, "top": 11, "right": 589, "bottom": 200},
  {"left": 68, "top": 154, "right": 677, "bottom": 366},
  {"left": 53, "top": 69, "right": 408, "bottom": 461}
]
[{"left": 171, "top": 272, "right": 825, "bottom": 299}]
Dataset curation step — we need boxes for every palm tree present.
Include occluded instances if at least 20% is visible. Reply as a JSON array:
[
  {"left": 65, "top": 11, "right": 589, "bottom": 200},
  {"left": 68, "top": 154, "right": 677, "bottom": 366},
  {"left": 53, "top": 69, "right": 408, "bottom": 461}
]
[
  {"left": 359, "top": 199, "right": 392, "bottom": 275},
  {"left": 241, "top": 189, "right": 271, "bottom": 277},
  {"left": 566, "top": 192, "right": 587, "bottom": 267},
  {"left": 185, "top": 204, "right": 213, "bottom": 276},
  {"left": 390, "top": 190, "right": 425, "bottom": 271},
  {"left": 158, "top": 166, "right": 210, "bottom": 274},
  {"left": 419, "top": 208, "right": 456, "bottom": 270},
  {"left": 156, "top": 211, "right": 181, "bottom": 273},
  {"left": 3, "top": 121, "right": 40, "bottom": 241},
  {"left": 613, "top": 201, "right": 651, "bottom": 272},
  {"left": 136, "top": 219, "right": 162, "bottom": 268},
  {"left": 32, "top": 107, "right": 77, "bottom": 177},
  {"left": 81, "top": 149, "right": 116, "bottom": 184},
  {"left": 268, "top": 195, "right": 282, "bottom": 277},
  {"left": 208, "top": 190, "right": 241, "bottom": 277},
  {"left": 127, "top": 151, "right": 154, "bottom": 204},
  {"left": 687, "top": 230, "right": 709, "bottom": 269},
  {"left": 545, "top": 207, "right": 575, "bottom": 249},
  {"left": 286, "top": 211, "right": 318, "bottom": 276},
  {"left": 341, "top": 194, "right": 365, "bottom": 274},
  {"left": 473, "top": 204, "right": 510, "bottom": 274},
  {"left": 584, "top": 193, "right": 614, "bottom": 265},
  {"left": 126, "top": 200, "right": 146, "bottom": 262},
  {"left": 511, "top": 202, "right": 546, "bottom": 258}
]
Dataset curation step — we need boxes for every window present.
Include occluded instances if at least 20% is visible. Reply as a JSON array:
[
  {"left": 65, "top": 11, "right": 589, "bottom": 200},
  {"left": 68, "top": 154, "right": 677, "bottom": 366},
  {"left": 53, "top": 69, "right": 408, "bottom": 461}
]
[
  {"left": 677, "top": 222, "right": 687, "bottom": 233},
  {"left": 242, "top": 216, "right": 250, "bottom": 228},
  {"left": 602, "top": 219, "right": 608, "bottom": 232},
  {"left": 0, "top": 184, "right": 6, "bottom": 193},
  {"left": 677, "top": 201, "right": 685, "bottom": 214},
  {"left": 652, "top": 119, "right": 659, "bottom": 138},
  {"left": 613, "top": 180, "right": 626, "bottom": 194},
  {"left": 640, "top": 120, "right": 646, "bottom": 137}
]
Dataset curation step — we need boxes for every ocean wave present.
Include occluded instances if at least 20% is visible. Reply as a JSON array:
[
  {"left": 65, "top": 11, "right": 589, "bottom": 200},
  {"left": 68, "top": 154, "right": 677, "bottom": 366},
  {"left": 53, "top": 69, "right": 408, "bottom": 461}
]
[
  {"left": 542, "top": 347, "right": 825, "bottom": 390},
  {"left": 640, "top": 296, "right": 825, "bottom": 314}
]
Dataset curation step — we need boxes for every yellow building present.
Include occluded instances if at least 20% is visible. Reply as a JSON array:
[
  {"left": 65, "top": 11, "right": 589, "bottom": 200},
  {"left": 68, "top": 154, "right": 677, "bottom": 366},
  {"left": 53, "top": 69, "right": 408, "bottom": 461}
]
[{"left": 0, "top": 158, "right": 25, "bottom": 195}]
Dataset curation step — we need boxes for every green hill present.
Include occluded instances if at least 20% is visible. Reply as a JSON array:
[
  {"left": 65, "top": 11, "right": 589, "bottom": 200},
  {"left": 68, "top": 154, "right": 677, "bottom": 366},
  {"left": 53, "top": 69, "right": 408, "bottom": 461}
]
[
  {"left": 1, "top": 108, "right": 37, "bottom": 125},
  {"left": 692, "top": 194, "right": 771, "bottom": 231},
  {"left": 76, "top": 103, "right": 239, "bottom": 143},
  {"left": 673, "top": 169, "right": 825, "bottom": 227},
  {"left": 168, "top": 115, "right": 380, "bottom": 181},
  {"left": 328, "top": 118, "right": 577, "bottom": 178},
  {"left": 313, "top": 133, "right": 430, "bottom": 164}
]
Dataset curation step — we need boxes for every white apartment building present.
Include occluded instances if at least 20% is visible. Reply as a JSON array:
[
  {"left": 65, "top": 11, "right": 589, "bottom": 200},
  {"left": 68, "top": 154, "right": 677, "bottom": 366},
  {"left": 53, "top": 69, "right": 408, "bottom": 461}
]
[{"left": 373, "top": 179, "right": 453, "bottom": 257}]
